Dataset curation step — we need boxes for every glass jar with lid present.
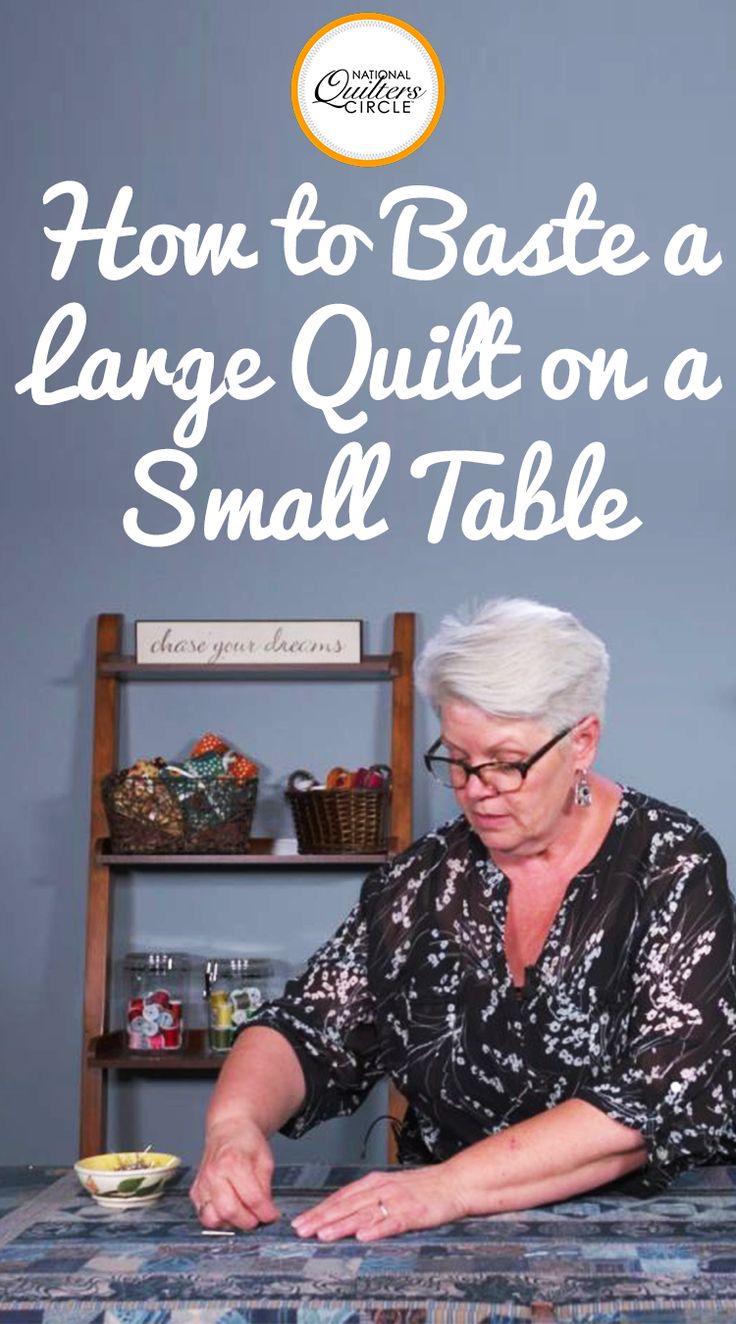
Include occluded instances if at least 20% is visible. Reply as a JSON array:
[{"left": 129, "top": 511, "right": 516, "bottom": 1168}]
[
  {"left": 124, "top": 951, "right": 190, "bottom": 1052},
  {"left": 205, "top": 957, "right": 275, "bottom": 1052}
]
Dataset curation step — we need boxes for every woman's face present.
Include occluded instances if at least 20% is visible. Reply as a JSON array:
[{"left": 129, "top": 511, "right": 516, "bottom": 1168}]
[{"left": 438, "top": 698, "right": 597, "bottom": 858}]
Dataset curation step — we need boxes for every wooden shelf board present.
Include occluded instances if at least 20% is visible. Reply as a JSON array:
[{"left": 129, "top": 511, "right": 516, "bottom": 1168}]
[
  {"left": 88, "top": 1029, "right": 222, "bottom": 1071},
  {"left": 98, "top": 655, "right": 398, "bottom": 681},
  {"left": 96, "top": 838, "right": 392, "bottom": 867}
]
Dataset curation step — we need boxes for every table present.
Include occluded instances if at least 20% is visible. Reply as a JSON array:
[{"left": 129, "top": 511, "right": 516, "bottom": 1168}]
[{"left": 2, "top": 1163, "right": 736, "bottom": 1322}]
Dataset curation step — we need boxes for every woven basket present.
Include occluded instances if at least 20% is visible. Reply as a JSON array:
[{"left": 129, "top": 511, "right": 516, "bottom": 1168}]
[
  {"left": 286, "top": 772, "right": 391, "bottom": 854},
  {"left": 102, "top": 772, "right": 258, "bottom": 854}
]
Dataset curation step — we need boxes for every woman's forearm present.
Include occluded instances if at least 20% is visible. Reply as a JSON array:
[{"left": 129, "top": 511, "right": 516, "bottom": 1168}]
[
  {"left": 443, "top": 1098, "right": 647, "bottom": 1216},
  {"left": 206, "top": 1025, "right": 307, "bottom": 1137}
]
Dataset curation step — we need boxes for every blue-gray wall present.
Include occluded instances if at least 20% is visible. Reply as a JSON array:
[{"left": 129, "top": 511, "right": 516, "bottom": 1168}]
[{"left": 1, "top": 0, "right": 734, "bottom": 1165}]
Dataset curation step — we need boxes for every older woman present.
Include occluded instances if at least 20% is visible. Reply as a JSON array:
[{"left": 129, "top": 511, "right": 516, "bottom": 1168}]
[{"left": 191, "top": 598, "right": 736, "bottom": 1240}]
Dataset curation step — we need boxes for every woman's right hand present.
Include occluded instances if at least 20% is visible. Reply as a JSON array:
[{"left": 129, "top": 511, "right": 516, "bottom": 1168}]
[{"left": 190, "top": 1114, "right": 281, "bottom": 1231}]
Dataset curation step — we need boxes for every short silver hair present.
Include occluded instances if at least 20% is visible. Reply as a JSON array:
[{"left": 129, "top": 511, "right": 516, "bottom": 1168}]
[{"left": 415, "top": 598, "right": 610, "bottom": 730}]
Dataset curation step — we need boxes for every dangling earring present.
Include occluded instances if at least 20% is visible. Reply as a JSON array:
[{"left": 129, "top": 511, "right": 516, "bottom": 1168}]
[{"left": 575, "top": 768, "right": 592, "bottom": 808}]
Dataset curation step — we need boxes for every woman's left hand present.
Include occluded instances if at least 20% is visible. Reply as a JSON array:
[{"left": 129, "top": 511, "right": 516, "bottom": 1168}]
[{"left": 291, "top": 1166, "right": 468, "bottom": 1242}]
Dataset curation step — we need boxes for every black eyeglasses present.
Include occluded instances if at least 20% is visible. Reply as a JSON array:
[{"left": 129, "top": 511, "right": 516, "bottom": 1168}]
[{"left": 424, "top": 726, "right": 573, "bottom": 792}]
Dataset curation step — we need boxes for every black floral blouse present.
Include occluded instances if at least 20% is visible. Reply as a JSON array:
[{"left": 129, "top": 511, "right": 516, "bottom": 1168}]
[{"left": 253, "top": 787, "right": 736, "bottom": 1193}]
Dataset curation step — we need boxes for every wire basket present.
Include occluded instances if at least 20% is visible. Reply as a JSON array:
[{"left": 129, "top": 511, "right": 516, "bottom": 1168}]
[
  {"left": 285, "top": 768, "right": 391, "bottom": 854},
  {"left": 102, "top": 772, "right": 258, "bottom": 854}
]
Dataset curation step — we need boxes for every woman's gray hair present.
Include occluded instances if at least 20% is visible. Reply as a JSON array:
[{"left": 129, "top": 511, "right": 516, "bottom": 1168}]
[{"left": 415, "top": 598, "right": 610, "bottom": 730}]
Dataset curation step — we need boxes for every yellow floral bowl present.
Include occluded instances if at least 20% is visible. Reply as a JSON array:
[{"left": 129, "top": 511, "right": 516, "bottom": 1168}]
[{"left": 74, "top": 1151, "right": 181, "bottom": 1208}]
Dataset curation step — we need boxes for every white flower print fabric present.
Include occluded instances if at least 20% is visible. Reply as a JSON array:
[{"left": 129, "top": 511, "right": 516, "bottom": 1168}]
[{"left": 252, "top": 788, "right": 736, "bottom": 1194}]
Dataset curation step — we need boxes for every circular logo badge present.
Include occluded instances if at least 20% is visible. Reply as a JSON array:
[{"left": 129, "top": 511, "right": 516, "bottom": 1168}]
[{"left": 292, "top": 13, "right": 445, "bottom": 167}]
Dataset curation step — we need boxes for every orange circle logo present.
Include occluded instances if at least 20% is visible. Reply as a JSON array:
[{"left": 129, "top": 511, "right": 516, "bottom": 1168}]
[{"left": 292, "top": 13, "right": 445, "bottom": 167}]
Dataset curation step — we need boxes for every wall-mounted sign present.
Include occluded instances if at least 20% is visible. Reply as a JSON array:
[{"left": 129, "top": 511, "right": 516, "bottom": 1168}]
[{"left": 135, "top": 620, "right": 363, "bottom": 666}]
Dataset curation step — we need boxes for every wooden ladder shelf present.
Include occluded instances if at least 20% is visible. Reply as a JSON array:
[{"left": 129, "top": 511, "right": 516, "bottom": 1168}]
[{"left": 80, "top": 612, "right": 415, "bottom": 1159}]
